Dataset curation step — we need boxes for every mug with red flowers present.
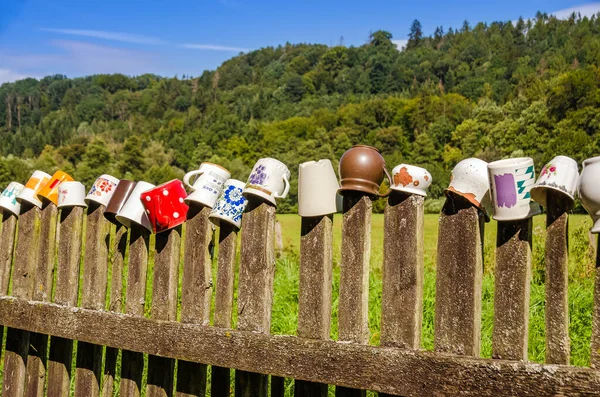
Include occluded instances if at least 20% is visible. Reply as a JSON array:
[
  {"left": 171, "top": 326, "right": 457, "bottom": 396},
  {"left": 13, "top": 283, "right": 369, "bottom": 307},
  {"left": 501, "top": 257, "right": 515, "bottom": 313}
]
[{"left": 85, "top": 174, "right": 120, "bottom": 207}]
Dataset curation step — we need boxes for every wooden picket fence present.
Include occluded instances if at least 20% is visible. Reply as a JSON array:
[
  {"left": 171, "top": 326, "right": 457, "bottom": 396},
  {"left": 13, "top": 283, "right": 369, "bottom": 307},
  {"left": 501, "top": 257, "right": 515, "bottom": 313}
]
[{"left": 0, "top": 189, "right": 599, "bottom": 396}]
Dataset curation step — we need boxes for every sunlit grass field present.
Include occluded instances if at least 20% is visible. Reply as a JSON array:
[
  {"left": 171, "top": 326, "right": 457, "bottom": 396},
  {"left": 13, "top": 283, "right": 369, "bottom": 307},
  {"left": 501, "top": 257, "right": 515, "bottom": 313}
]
[{"left": 267, "top": 213, "right": 596, "bottom": 367}]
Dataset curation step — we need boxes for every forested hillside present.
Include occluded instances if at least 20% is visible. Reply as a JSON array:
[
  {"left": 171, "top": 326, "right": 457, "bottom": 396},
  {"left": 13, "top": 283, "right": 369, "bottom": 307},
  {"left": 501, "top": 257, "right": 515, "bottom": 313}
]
[{"left": 1, "top": 12, "right": 600, "bottom": 212}]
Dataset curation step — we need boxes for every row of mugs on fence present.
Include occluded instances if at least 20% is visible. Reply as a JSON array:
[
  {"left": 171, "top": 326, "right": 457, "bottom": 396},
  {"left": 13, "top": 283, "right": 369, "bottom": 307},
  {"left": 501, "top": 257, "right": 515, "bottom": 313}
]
[
  {"left": 299, "top": 146, "right": 600, "bottom": 235},
  {"left": 444, "top": 155, "right": 600, "bottom": 231}
]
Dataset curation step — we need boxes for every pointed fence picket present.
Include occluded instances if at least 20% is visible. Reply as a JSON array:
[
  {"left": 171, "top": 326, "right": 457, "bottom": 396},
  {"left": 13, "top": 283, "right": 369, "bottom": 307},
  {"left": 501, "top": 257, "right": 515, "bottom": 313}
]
[{"left": 0, "top": 188, "right": 598, "bottom": 397}]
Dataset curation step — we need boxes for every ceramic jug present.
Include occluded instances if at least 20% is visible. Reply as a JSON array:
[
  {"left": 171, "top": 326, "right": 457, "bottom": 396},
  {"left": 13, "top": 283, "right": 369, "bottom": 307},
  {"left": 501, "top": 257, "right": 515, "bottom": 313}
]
[
  {"left": 338, "top": 145, "right": 391, "bottom": 197},
  {"left": 578, "top": 156, "right": 600, "bottom": 233}
]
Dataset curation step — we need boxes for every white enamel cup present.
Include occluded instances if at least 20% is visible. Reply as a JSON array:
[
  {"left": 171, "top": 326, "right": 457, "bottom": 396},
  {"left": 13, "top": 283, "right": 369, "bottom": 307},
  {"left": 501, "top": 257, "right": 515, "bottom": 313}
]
[
  {"left": 184, "top": 163, "right": 231, "bottom": 208},
  {"left": 85, "top": 174, "right": 120, "bottom": 207},
  {"left": 58, "top": 182, "right": 88, "bottom": 208},
  {"left": 243, "top": 158, "right": 291, "bottom": 206},
  {"left": 298, "top": 159, "right": 339, "bottom": 217},
  {"left": 488, "top": 157, "right": 537, "bottom": 221},
  {"left": 115, "top": 181, "right": 155, "bottom": 232},
  {"left": 0, "top": 182, "right": 25, "bottom": 216}
]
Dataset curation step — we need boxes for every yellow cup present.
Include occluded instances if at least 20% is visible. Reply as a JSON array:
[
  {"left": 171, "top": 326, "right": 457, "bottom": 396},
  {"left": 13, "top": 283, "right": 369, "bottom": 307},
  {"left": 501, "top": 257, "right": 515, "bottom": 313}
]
[{"left": 37, "top": 170, "right": 74, "bottom": 205}]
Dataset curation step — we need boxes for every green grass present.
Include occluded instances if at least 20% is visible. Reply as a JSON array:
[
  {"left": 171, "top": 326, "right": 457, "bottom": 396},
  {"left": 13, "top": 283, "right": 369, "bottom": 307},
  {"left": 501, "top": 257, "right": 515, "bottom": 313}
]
[{"left": 271, "top": 213, "right": 596, "bottom": 366}]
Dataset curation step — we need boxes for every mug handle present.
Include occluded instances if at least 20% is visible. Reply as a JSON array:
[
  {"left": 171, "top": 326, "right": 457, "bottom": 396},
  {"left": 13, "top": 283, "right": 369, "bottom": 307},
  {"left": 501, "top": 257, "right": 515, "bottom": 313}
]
[
  {"left": 380, "top": 166, "right": 393, "bottom": 198},
  {"left": 183, "top": 170, "right": 203, "bottom": 189},
  {"left": 274, "top": 175, "right": 291, "bottom": 199}
]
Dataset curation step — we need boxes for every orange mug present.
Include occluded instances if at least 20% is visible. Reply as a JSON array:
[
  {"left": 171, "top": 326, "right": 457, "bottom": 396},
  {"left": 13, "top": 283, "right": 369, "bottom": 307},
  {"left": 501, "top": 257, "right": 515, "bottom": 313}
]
[{"left": 37, "top": 170, "right": 74, "bottom": 205}]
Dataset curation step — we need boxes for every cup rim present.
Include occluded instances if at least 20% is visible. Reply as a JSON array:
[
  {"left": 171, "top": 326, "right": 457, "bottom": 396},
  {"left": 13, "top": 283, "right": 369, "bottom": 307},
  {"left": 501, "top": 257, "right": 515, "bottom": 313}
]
[
  {"left": 488, "top": 157, "right": 533, "bottom": 169},
  {"left": 351, "top": 144, "right": 381, "bottom": 153},
  {"left": 582, "top": 156, "right": 600, "bottom": 167},
  {"left": 390, "top": 185, "right": 427, "bottom": 196},
  {"left": 199, "top": 162, "right": 230, "bottom": 173}
]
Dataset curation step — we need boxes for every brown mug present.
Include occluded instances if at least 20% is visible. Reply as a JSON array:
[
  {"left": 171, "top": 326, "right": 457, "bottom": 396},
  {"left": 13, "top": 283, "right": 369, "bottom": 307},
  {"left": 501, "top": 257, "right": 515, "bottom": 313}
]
[
  {"left": 337, "top": 145, "right": 392, "bottom": 197},
  {"left": 104, "top": 180, "right": 136, "bottom": 224}
]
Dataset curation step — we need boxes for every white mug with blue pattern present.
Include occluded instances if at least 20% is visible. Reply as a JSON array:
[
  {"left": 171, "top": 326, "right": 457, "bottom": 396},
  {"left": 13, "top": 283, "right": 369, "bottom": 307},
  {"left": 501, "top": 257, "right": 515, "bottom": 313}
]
[
  {"left": 184, "top": 163, "right": 231, "bottom": 208},
  {"left": 0, "top": 182, "right": 25, "bottom": 217},
  {"left": 209, "top": 179, "right": 248, "bottom": 229}
]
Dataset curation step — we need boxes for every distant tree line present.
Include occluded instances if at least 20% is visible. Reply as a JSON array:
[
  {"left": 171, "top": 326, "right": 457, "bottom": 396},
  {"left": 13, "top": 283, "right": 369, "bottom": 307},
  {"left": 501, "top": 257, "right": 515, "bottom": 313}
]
[{"left": 1, "top": 12, "right": 600, "bottom": 212}]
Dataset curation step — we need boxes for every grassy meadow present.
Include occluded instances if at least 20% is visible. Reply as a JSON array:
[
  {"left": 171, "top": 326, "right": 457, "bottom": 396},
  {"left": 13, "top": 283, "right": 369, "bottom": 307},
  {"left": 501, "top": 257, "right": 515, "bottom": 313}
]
[{"left": 266, "top": 213, "right": 596, "bottom": 367}]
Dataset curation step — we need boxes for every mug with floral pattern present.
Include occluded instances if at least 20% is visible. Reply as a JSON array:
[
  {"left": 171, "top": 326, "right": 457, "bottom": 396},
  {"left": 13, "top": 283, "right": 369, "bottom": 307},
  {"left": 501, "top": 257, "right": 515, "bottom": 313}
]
[
  {"left": 209, "top": 179, "right": 248, "bottom": 228},
  {"left": 85, "top": 174, "right": 119, "bottom": 207}
]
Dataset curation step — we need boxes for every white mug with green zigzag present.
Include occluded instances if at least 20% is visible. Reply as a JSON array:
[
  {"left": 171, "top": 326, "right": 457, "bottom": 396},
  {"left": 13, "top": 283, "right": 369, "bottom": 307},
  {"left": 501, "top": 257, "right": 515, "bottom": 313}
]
[{"left": 488, "top": 157, "right": 537, "bottom": 221}]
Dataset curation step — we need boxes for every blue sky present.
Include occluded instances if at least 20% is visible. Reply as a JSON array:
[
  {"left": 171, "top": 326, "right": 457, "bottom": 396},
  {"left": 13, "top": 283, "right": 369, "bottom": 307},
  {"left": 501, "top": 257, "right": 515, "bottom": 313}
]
[{"left": 1, "top": 0, "right": 599, "bottom": 83}]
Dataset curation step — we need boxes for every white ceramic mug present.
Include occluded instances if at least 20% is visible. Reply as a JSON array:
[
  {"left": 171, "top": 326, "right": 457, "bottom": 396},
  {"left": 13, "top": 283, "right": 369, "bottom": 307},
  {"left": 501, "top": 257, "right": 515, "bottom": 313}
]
[
  {"left": 578, "top": 156, "right": 600, "bottom": 233},
  {"left": 445, "top": 158, "right": 492, "bottom": 218},
  {"left": 209, "top": 179, "right": 248, "bottom": 228},
  {"left": 58, "top": 182, "right": 88, "bottom": 208},
  {"left": 0, "top": 182, "right": 25, "bottom": 216},
  {"left": 391, "top": 164, "right": 432, "bottom": 197},
  {"left": 86, "top": 174, "right": 120, "bottom": 207},
  {"left": 298, "top": 160, "right": 339, "bottom": 217},
  {"left": 184, "top": 163, "right": 231, "bottom": 208},
  {"left": 243, "top": 158, "right": 290, "bottom": 206},
  {"left": 17, "top": 170, "right": 51, "bottom": 209},
  {"left": 530, "top": 156, "right": 578, "bottom": 210},
  {"left": 488, "top": 157, "right": 537, "bottom": 221},
  {"left": 115, "top": 181, "right": 155, "bottom": 232}
]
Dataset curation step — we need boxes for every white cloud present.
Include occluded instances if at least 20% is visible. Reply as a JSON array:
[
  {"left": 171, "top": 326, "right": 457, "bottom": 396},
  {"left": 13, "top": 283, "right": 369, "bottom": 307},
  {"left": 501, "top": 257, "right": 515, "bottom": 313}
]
[
  {"left": 0, "top": 69, "right": 37, "bottom": 84},
  {"left": 49, "top": 40, "right": 163, "bottom": 75},
  {"left": 551, "top": 2, "right": 600, "bottom": 19},
  {"left": 180, "top": 44, "right": 249, "bottom": 52},
  {"left": 392, "top": 39, "right": 408, "bottom": 51},
  {"left": 40, "top": 28, "right": 167, "bottom": 45}
]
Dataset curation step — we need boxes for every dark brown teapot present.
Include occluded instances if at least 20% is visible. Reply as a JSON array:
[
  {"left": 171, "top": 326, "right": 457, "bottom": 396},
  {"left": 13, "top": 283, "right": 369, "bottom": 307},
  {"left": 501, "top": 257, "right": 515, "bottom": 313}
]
[{"left": 338, "top": 145, "right": 392, "bottom": 198}]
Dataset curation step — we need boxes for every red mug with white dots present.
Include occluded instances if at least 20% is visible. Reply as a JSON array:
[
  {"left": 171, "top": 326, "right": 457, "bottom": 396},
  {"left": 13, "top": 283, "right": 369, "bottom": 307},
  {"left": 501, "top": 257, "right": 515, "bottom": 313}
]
[{"left": 141, "top": 180, "right": 189, "bottom": 234}]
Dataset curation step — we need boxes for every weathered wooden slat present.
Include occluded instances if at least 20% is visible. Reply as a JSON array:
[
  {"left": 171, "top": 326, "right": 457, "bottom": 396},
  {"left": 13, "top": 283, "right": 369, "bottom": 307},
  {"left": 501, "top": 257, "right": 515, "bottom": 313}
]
[
  {"left": 147, "top": 226, "right": 182, "bottom": 397},
  {"left": 176, "top": 205, "right": 213, "bottom": 397},
  {"left": 3, "top": 203, "right": 41, "bottom": 397},
  {"left": 0, "top": 210, "right": 17, "bottom": 294},
  {"left": 47, "top": 206, "right": 84, "bottom": 397},
  {"left": 212, "top": 223, "right": 239, "bottom": 397},
  {"left": 382, "top": 193, "right": 424, "bottom": 350},
  {"left": 493, "top": 218, "right": 533, "bottom": 361},
  {"left": 337, "top": 193, "right": 371, "bottom": 397},
  {"left": 592, "top": 234, "right": 600, "bottom": 369},
  {"left": 544, "top": 191, "right": 570, "bottom": 365},
  {"left": 25, "top": 203, "right": 58, "bottom": 397},
  {"left": 1, "top": 297, "right": 600, "bottom": 397},
  {"left": 75, "top": 204, "right": 112, "bottom": 397},
  {"left": 120, "top": 224, "right": 150, "bottom": 397},
  {"left": 295, "top": 215, "right": 333, "bottom": 397},
  {"left": 434, "top": 196, "right": 483, "bottom": 357},
  {"left": 235, "top": 201, "right": 276, "bottom": 397},
  {"left": 103, "top": 224, "right": 129, "bottom": 397},
  {"left": 270, "top": 376, "right": 284, "bottom": 397}
]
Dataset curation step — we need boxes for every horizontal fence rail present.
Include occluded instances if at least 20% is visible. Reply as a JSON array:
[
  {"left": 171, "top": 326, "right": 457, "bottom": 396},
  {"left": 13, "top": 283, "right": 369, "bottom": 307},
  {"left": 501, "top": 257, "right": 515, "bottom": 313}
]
[{"left": 0, "top": 191, "right": 598, "bottom": 397}]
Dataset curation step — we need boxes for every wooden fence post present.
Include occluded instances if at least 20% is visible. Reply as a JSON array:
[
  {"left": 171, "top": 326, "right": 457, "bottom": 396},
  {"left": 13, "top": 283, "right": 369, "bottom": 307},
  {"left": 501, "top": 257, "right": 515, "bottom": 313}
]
[
  {"left": 434, "top": 195, "right": 483, "bottom": 357},
  {"left": 295, "top": 214, "right": 334, "bottom": 397},
  {"left": 235, "top": 200, "right": 276, "bottom": 397},
  {"left": 25, "top": 203, "right": 58, "bottom": 397},
  {"left": 492, "top": 218, "right": 533, "bottom": 360},
  {"left": 47, "top": 206, "right": 85, "bottom": 397},
  {"left": 381, "top": 192, "right": 424, "bottom": 350},
  {"left": 593, "top": 235, "right": 600, "bottom": 368},
  {"left": 177, "top": 205, "right": 213, "bottom": 397},
  {"left": 146, "top": 226, "right": 182, "bottom": 397},
  {"left": 212, "top": 223, "right": 239, "bottom": 397},
  {"left": 103, "top": 223, "right": 129, "bottom": 397},
  {"left": 3, "top": 203, "right": 41, "bottom": 397},
  {"left": 75, "top": 203, "right": 112, "bottom": 397},
  {"left": 0, "top": 210, "right": 17, "bottom": 294},
  {"left": 120, "top": 225, "right": 151, "bottom": 397},
  {"left": 337, "top": 192, "right": 371, "bottom": 397},
  {"left": 544, "top": 191, "right": 570, "bottom": 364}
]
